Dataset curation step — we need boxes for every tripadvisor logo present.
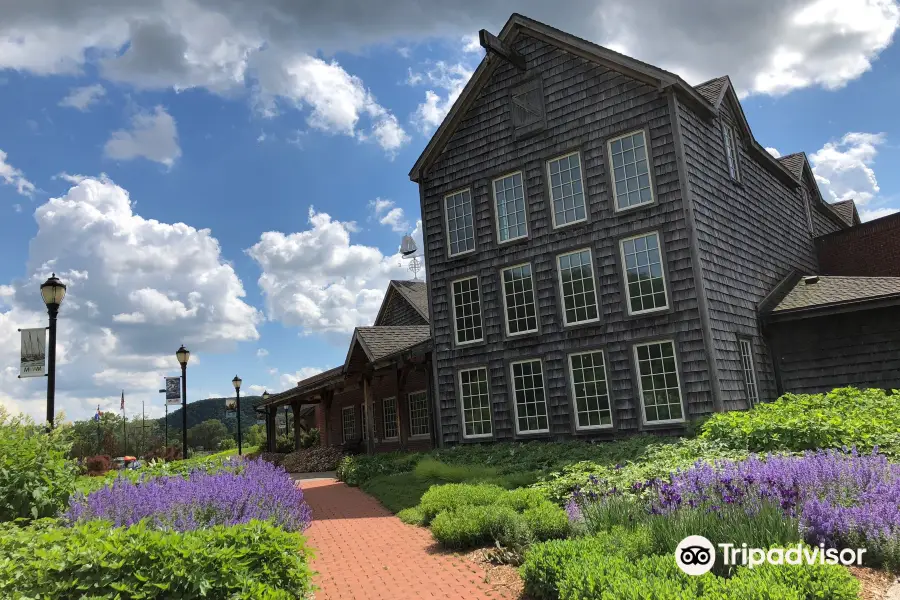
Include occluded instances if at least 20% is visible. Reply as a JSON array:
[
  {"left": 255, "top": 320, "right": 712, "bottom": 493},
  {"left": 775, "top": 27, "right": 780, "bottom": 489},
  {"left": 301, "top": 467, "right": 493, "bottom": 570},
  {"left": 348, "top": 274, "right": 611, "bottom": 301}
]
[{"left": 675, "top": 536, "right": 867, "bottom": 575}]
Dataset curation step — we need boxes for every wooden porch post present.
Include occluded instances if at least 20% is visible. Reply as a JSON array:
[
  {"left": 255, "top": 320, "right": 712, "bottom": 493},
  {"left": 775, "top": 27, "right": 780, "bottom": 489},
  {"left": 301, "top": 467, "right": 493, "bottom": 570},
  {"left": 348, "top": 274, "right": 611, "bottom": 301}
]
[
  {"left": 396, "top": 364, "right": 408, "bottom": 452},
  {"left": 265, "top": 407, "right": 276, "bottom": 452},
  {"left": 425, "top": 358, "right": 439, "bottom": 448},
  {"left": 320, "top": 390, "right": 333, "bottom": 447},
  {"left": 363, "top": 374, "right": 375, "bottom": 455}
]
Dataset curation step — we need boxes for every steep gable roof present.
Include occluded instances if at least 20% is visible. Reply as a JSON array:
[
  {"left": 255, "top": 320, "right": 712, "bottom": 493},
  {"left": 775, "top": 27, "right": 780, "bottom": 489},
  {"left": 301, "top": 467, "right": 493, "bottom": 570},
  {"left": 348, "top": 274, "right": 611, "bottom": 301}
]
[
  {"left": 777, "top": 153, "right": 806, "bottom": 180},
  {"left": 830, "top": 199, "right": 861, "bottom": 227},
  {"left": 694, "top": 76, "right": 729, "bottom": 105},
  {"left": 343, "top": 326, "right": 432, "bottom": 370},
  {"left": 777, "top": 152, "right": 851, "bottom": 230},
  {"left": 409, "top": 13, "right": 716, "bottom": 183}
]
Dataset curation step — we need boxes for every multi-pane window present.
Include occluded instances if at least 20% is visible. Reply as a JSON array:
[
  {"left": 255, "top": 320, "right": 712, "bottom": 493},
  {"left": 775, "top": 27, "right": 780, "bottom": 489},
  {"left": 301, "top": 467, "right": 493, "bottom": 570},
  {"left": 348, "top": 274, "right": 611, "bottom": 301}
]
[
  {"left": 510, "top": 359, "right": 549, "bottom": 433},
  {"left": 501, "top": 263, "right": 538, "bottom": 335},
  {"left": 459, "top": 368, "right": 492, "bottom": 438},
  {"left": 445, "top": 189, "right": 475, "bottom": 257},
  {"left": 360, "top": 402, "right": 368, "bottom": 440},
  {"left": 609, "top": 130, "right": 653, "bottom": 210},
  {"left": 722, "top": 123, "right": 741, "bottom": 181},
  {"left": 739, "top": 339, "right": 760, "bottom": 406},
  {"left": 382, "top": 397, "right": 399, "bottom": 440},
  {"left": 408, "top": 391, "right": 430, "bottom": 437},
  {"left": 341, "top": 406, "right": 355, "bottom": 443},
  {"left": 569, "top": 351, "right": 612, "bottom": 429},
  {"left": 451, "top": 276, "right": 483, "bottom": 345},
  {"left": 547, "top": 152, "right": 586, "bottom": 227},
  {"left": 557, "top": 249, "right": 600, "bottom": 325},
  {"left": 634, "top": 340, "right": 684, "bottom": 424},
  {"left": 493, "top": 172, "right": 528, "bottom": 242},
  {"left": 620, "top": 232, "right": 668, "bottom": 315}
]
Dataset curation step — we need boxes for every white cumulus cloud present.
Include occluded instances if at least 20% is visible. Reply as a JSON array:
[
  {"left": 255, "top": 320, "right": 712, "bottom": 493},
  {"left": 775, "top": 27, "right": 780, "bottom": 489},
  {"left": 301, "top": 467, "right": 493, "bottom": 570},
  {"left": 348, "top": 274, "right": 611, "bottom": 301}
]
[
  {"left": 0, "top": 149, "right": 35, "bottom": 197},
  {"left": 59, "top": 84, "right": 106, "bottom": 110},
  {"left": 104, "top": 106, "right": 182, "bottom": 167}
]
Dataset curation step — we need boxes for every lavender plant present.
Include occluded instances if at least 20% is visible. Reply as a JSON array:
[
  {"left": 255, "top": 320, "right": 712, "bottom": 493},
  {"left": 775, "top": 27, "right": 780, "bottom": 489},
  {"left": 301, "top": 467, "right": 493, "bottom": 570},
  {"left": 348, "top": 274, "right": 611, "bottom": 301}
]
[{"left": 65, "top": 458, "right": 312, "bottom": 532}]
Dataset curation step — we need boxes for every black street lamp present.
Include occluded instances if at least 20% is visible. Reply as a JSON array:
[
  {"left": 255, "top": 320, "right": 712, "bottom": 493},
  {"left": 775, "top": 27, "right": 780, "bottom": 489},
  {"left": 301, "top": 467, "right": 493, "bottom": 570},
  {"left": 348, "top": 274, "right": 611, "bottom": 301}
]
[
  {"left": 176, "top": 345, "right": 190, "bottom": 458},
  {"left": 232, "top": 375, "right": 242, "bottom": 455},
  {"left": 40, "top": 273, "right": 66, "bottom": 428}
]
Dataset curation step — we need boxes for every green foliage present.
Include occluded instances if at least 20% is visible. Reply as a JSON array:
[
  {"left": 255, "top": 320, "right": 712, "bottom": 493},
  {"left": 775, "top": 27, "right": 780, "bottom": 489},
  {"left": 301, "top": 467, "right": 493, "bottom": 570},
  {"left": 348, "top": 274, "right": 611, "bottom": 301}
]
[
  {"left": 299, "top": 428, "right": 320, "bottom": 449},
  {"left": 396, "top": 506, "right": 426, "bottom": 526},
  {"left": 715, "top": 556, "right": 860, "bottom": 600},
  {"left": 244, "top": 424, "right": 267, "bottom": 448},
  {"left": 701, "top": 387, "right": 900, "bottom": 455},
  {"left": 275, "top": 435, "right": 295, "bottom": 453},
  {"left": 557, "top": 552, "right": 712, "bottom": 600},
  {"left": 532, "top": 437, "right": 748, "bottom": 504},
  {"left": 361, "top": 472, "right": 437, "bottom": 513},
  {"left": 0, "top": 518, "right": 314, "bottom": 599},
  {"left": 336, "top": 451, "right": 424, "bottom": 486},
  {"left": 419, "top": 483, "right": 506, "bottom": 523},
  {"left": 0, "top": 408, "right": 77, "bottom": 522},
  {"left": 522, "top": 503, "right": 570, "bottom": 542},
  {"left": 496, "top": 488, "right": 548, "bottom": 512},
  {"left": 413, "top": 456, "right": 499, "bottom": 481},
  {"left": 218, "top": 436, "right": 237, "bottom": 450},
  {"left": 187, "top": 418, "right": 230, "bottom": 451},
  {"left": 430, "top": 504, "right": 527, "bottom": 550}
]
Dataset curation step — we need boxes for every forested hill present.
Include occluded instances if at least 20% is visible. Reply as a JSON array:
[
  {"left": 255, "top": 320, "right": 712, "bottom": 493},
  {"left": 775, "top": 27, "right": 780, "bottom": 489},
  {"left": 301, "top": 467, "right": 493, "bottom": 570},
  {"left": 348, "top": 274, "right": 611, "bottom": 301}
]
[{"left": 157, "top": 395, "right": 266, "bottom": 433}]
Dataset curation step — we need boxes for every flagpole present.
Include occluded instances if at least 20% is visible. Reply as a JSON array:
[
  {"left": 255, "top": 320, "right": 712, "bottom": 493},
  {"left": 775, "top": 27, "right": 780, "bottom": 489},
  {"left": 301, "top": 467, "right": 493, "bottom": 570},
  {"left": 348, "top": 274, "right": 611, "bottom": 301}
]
[
  {"left": 96, "top": 405, "right": 101, "bottom": 454},
  {"left": 122, "top": 391, "right": 127, "bottom": 457}
]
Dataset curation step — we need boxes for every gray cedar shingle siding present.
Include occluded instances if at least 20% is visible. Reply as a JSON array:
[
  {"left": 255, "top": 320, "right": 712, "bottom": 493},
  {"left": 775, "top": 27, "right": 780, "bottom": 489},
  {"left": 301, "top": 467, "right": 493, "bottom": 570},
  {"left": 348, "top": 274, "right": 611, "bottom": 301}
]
[
  {"left": 770, "top": 307, "right": 900, "bottom": 393},
  {"left": 421, "top": 33, "right": 711, "bottom": 445},
  {"left": 675, "top": 94, "right": 821, "bottom": 410},
  {"left": 392, "top": 281, "right": 430, "bottom": 320},
  {"left": 376, "top": 287, "right": 429, "bottom": 326}
]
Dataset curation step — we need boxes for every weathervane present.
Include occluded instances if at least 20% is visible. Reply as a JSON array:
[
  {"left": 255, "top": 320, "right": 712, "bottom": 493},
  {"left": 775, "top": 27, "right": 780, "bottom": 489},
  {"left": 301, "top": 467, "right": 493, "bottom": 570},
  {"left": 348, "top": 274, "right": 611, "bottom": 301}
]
[{"left": 398, "top": 233, "right": 424, "bottom": 280}]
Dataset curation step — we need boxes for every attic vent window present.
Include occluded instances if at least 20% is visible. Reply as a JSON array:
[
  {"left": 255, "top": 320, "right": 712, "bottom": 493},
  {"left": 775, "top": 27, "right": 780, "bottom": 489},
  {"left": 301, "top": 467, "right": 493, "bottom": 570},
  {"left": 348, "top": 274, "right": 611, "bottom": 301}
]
[
  {"left": 803, "top": 276, "right": 819, "bottom": 285},
  {"left": 510, "top": 78, "right": 546, "bottom": 140}
]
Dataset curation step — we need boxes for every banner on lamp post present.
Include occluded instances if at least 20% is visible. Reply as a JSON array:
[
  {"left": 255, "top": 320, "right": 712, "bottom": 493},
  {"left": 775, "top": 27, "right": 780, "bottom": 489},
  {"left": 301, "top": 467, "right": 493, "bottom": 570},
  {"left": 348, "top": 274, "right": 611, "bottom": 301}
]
[
  {"left": 19, "top": 328, "right": 46, "bottom": 378},
  {"left": 165, "top": 377, "right": 182, "bottom": 405}
]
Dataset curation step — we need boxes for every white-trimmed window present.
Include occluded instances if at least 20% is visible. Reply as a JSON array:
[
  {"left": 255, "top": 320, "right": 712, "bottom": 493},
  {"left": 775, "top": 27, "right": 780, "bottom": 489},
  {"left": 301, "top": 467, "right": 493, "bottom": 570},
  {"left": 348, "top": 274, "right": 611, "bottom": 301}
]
[
  {"left": 445, "top": 189, "right": 475, "bottom": 257},
  {"left": 557, "top": 248, "right": 600, "bottom": 325},
  {"left": 511, "top": 359, "right": 549, "bottom": 433},
  {"left": 608, "top": 130, "right": 653, "bottom": 211},
  {"left": 459, "top": 367, "right": 492, "bottom": 438},
  {"left": 620, "top": 232, "right": 668, "bottom": 315},
  {"left": 569, "top": 350, "right": 612, "bottom": 429},
  {"left": 382, "top": 397, "right": 399, "bottom": 440},
  {"left": 634, "top": 340, "right": 684, "bottom": 424},
  {"left": 451, "top": 276, "right": 483, "bottom": 345},
  {"left": 802, "top": 188, "right": 815, "bottom": 236},
  {"left": 501, "top": 263, "right": 538, "bottom": 336},
  {"left": 722, "top": 123, "right": 741, "bottom": 181},
  {"left": 408, "top": 390, "right": 430, "bottom": 438},
  {"left": 341, "top": 406, "right": 355, "bottom": 443},
  {"left": 492, "top": 172, "right": 528, "bottom": 243},
  {"left": 360, "top": 403, "right": 368, "bottom": 440},
  {"left": 547, "top": 152, "right": 586, "bottom": 227},
  {"left": 739, "top": 339, "right": 760, "bottom": 406}
]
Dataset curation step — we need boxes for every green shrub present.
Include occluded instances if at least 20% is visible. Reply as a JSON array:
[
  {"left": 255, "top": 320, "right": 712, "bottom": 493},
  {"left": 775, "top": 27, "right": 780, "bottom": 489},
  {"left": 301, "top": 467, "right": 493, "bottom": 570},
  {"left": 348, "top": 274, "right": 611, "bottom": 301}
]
[
  {"left": 701, "top": 387, "right": 900, "bottom": 455},
  {"left": 413, "top": 457, "right": 498, "bottom": 482},
  {"left": 299, "top": 428, "right": 320, "bottom": 449},
  {"left": 336, "top": 452, "right": 423, "bottom": 486},
  {"left": 496, "top": 487, "right": 548, "bottom": 512},
  {"left": 557, "top": 552, "right": 712, "bottom": 600},
  {"left": 521, "top": 528, "right": 650, "bottom": 599},
  {"left": 718, "top": 556, "right": 859, "bottom": 600},
  {"left": 430, "top": 504, "right": 527, "bottom": 550},
  {"left": 418, "top": 483, "right": 505, "bottom": 523},
  {"left": 397, "top": 506, "right": 426, "bottom": 526},
  {"left": 275, "top": 434, "right": 295, "bottom": 454},
  {"left": 0, "top": 409, "right": 77, "bottom": 522},
  {"left": 0, "top": 518, "right": 314, "bottom": 599},
  {"left": 522, "top": 502, "right": 570, "bottom": 541}
]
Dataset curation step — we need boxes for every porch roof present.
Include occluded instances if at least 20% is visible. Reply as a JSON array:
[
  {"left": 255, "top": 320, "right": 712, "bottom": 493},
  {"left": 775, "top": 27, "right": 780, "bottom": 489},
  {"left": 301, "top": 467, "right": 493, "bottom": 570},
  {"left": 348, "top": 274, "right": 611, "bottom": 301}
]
[
  {"left": 344, "top": 325, "right": 432, "bottom": 371},
  {"left": 767, "top": 275, "right": 900, "bottom": 321}
]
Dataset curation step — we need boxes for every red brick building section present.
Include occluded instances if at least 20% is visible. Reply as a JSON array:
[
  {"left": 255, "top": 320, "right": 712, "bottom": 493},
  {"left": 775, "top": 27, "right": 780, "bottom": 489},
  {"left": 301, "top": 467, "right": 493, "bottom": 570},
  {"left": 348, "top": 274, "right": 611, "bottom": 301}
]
[{"left": 817, "top": 212, "right": 900, "bottom": 277}]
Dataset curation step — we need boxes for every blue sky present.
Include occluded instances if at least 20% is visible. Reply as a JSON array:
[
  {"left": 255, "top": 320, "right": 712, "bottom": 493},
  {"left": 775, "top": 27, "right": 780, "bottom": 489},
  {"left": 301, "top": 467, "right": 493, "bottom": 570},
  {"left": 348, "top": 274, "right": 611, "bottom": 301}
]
[{"left": 0, "top": 1, "right": 898, "bottom": 421}]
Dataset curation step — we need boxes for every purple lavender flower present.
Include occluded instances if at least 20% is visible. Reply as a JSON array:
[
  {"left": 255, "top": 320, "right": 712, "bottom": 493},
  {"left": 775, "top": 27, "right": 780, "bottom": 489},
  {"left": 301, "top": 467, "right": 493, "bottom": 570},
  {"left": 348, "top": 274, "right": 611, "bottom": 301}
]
[
  {"left": 565, "top": 498, "right": 583, "bottom": 523},
  {"left": 65, "top": 458, "right": 312, "bottom": 532}
]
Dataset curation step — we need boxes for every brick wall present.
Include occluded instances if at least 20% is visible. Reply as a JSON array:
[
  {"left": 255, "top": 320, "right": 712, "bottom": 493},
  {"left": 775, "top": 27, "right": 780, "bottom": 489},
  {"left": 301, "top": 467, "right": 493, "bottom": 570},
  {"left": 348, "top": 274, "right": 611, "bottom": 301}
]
[{"left": 817, "top": 212, "right": 900, "bottom": 276}]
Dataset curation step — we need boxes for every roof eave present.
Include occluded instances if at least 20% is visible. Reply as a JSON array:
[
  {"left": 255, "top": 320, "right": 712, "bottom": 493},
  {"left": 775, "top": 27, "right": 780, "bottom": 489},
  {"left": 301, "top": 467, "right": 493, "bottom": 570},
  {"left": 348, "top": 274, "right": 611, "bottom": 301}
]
[{"left": 768, "top": 294, "right": 900, "bottom": 323}]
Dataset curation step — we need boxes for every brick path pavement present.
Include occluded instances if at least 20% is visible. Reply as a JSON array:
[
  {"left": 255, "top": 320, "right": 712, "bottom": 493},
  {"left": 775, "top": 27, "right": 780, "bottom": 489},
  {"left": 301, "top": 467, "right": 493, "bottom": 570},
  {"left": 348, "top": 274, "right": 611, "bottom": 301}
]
[{"left": 298, "top": 478, "right": 508, "bottom": 600}]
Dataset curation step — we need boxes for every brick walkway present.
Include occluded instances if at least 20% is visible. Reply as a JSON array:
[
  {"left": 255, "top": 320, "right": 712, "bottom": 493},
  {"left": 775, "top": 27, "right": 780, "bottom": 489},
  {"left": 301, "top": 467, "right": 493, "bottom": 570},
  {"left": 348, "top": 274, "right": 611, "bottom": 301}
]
[{"left": 298, "top": 478, "right": 506, "bottom": 600}]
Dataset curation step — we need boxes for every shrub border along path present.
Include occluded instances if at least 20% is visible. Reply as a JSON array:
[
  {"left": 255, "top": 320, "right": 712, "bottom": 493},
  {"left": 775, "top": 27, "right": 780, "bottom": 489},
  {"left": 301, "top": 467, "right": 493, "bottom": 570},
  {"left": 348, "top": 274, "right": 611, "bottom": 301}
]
[{"left": 298, "top": 478, "right": 509, "bottom": 600}]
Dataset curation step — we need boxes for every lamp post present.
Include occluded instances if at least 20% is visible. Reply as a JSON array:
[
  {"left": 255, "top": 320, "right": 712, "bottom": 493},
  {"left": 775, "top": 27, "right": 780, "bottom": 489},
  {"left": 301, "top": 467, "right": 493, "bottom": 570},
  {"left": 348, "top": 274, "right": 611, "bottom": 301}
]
[
  {"left": 232, "top": 375, "right": 242, "bottom": 455},
  {"left": 176, "top": 345, "right": 190, "bottom": 459},
  {"left": 40, "top": 274, "right": 66, "bottom": 428},
  {"left": 283, "top": 404, "right": 290, "bottom": 439}
]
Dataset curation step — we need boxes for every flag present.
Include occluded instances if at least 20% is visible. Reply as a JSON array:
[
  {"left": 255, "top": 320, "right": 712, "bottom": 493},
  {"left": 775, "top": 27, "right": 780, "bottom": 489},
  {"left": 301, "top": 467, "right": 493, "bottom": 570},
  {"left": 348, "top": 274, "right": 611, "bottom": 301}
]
[
  {"left": 121, "top": 390, "right": 125, "bottom": 412},
  {"left": 93, "top": 406, "right": 102, "bottom": 422}
]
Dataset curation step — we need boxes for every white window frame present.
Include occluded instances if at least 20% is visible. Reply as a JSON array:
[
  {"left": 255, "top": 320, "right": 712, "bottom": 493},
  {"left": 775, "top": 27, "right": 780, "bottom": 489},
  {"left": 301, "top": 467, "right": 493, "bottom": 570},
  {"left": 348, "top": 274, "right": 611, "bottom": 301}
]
[
  {"left": 568, "top": 350, "right": 613, "bottom": 431},
  {"left": 458, "top": 367, "right": 493, "bottom": 439},
  {"left": 450, "top": 275, "right": 484, "bottom": 346},
  {"left": 492, "top": 171, "right": 528, "bottom": 244},
  {"left": 633, "top": 339, "right": 686, "bottom": 425},
  {"left": 607, "top": 129, "right": 655, "bottom": 212},
  {"left": 738, "top": 338, "right": 760, "bottom": 407},
  {"left": 500, "top": 262, "right": 539, "bottom": 337},
  {"left": 341, "top": 405, "right": 355, "bottom": 443},
  {"left": 382, "top": 396, "right": 399, "bottom": 441},
  {"left": 547, "top": 151, "right": 587, "bottom": 229},
  {"left": 721, "top": 123, "right": 741, "bottom": 182},
  {"left": 407, "top": 390, "right": 430, "bottom": 439},
  {"left": 619, "top": 231, "right": 669, "bottom": 316},
  {"left": 509, "top": 358, "right": 550, "bottom": 435},
  {"left": 444, "top": 188, "right": 476, "bottom": 258},
  {"left": 556, "top": 248, "right": 601, "bottom": 326}
]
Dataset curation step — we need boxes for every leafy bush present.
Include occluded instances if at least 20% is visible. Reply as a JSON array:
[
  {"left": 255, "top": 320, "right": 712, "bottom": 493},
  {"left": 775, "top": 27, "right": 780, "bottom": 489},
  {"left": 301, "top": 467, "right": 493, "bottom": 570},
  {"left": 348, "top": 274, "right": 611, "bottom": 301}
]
[
  {"left": 702, "top": 387, "right": 900, "bottom": 455},
  {"left": 275, "top": 434, "right": 295, "bottom": 454},
  {"left": 281, "top": 447, "right": 345, "bottom": 473},
  {"left": 0, "top": 409, "right": 77, "bottom": 522},
  {"left": 496, "top": 487, "right": 548, "bottom": 512},
  {"left": 716, "top": 556, "right": 859, "bottom": 600},
  {"left": 336, "top": 452, "right": 424, "bottom": 486},
  {"left": 397, "top": 506, "right": 426, "bottom": 526},
  {"left": 557, "top": 552, "right": 711, "bottom": 600},
  {"left": 299, "top": 428, "right": 321, "bottom": 449},
  {"left": 0, "top": 518, "right": 314, "bottom": 599},
  {"left": 532, "top": 437, "right": 748, "bottom": 504},
  {"left": 84, "top": 454, "right": 111, "bottom": 475},
  {"left": 418, "top": 483, "right": 506, "bottom": 523},
  {"left": 522, "top": 503, "right": 570, "bottom": 541},
  {"left": 414, "top": 456, "right": 499, "bottom": 482},
  {"left": 66, "top": 458, "right": 312, "bottom": 532},
  {"left": 430, "top": 504, "right": 527, "bottom": 549},
  {"left": 218, "top": 437, "right": 237, "bottom": 450}
]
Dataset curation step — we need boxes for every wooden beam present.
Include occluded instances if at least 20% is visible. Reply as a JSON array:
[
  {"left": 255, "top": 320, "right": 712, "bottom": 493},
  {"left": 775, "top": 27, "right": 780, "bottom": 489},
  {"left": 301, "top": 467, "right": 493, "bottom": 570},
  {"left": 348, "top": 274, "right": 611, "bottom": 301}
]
[
  {"left": 397, "top": 365, "right": 408, "bottom": 452},
  {"left": 479, "top": 29, "right": 526, "bottom": 71},
  {"left": 363, "top": 375, "right": 375, "bottom": 455}
]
